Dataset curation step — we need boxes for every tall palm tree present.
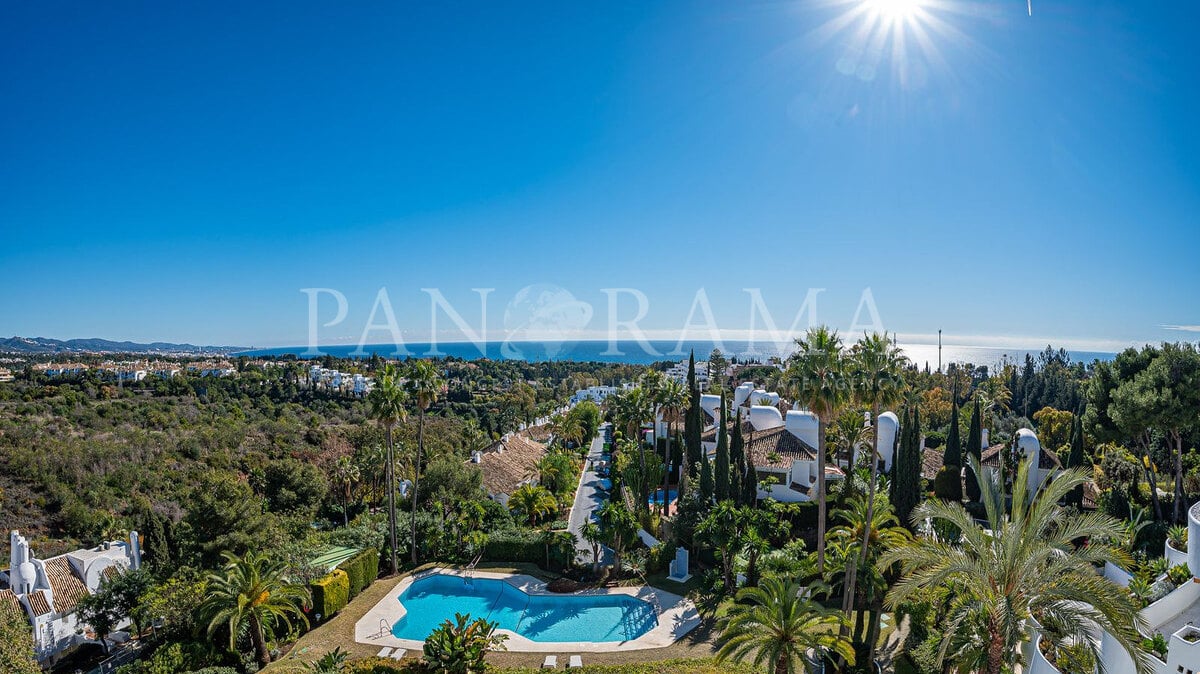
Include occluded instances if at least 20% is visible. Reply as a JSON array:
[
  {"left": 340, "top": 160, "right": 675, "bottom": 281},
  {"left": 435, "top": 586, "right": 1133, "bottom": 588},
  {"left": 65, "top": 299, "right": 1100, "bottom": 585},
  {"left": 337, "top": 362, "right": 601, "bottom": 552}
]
[
  {"left": 879, "top": 456, "right": 1152, "bottom": 674},
  {"left": 199, "top": 550, "right": 309, "bottom": 668},
  {"left": 786, "top": 326, "right": 849, "bottom": 574},
  {"left": 405, "top": 359, "right": 444, "bottom": 565},
  {"left": 828, "top": 492, "right": 910, "bottom": 661},
  {"left": 368, "top": 363, "right": 407, "bottom": 575},
  {"left": 716, "top": 576, "right": 855, "bottom": 674},
  {"left": 333, "top": 455, "right": 361, "bottom": 527},
  {"left": 656, "top": 378, "right": 689, "bottom": 516},
  {"left": 609, "top": 386, "right": 651, "bottom": 443},
  {"left": 845, "top": 332, "right": 907, "bottom": 640}
]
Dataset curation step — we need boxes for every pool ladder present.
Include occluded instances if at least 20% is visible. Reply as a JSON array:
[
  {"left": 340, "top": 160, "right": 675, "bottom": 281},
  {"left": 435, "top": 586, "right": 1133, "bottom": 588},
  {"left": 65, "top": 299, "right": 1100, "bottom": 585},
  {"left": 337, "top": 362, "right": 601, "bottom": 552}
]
[{"left": 463, "top": 553, "right": 483, "bottom": 589}]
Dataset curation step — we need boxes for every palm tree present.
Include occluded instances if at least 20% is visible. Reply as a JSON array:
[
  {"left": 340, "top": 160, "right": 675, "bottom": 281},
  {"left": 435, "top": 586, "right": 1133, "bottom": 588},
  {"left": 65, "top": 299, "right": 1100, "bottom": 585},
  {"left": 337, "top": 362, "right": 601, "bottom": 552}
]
[
  {"left": 828, "top": 491, "right": 910, "bottom": 660},
  {"left": 405, "top": 359, "right": 444, "bottom": 565},
  {"left": 581, "top": 521, "right": 604, "bottom": 574},
  {"left": 716, "top": 576, "right": 855, "bottom": 674},
  {"left": 828, "top": 410, "right": 872, "bottom": 484},
  {"left": 508, "top": 484, "right": 558, "bottom": 525},
  {"left": 333, "top": 455, "right": 360, "bottom": 527},
  {"left": 879, "top": 456, "right": 1152, "bottom": 674},
  {"left": 845, "top": 332, "right": 907, "bottom": 646},
  {"left": 786, "top": 326, "right": 849, "bottom": 574},
  {"left": 609, "top": 386, "right": 651, "bottom": 445},
  {"left": 656, "top": 378, "right": 689, "bottom": 516},
  {"left": 368, "top": 363, "right": 407, "bottom": 575},
  {"left": 199, "top": 550, "right": 309, "bottom": 668}
]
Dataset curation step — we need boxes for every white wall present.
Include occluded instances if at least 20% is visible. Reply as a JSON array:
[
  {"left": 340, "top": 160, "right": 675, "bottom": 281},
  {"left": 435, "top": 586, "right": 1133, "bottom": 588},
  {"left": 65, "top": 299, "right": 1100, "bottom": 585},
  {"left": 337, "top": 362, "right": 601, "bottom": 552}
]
[
  {"left": 1143, "top": 579, "right": 1200, "bottom": 631},
  {"left": 1105, "top": 561, "right": 1134, "bottom": 588}
]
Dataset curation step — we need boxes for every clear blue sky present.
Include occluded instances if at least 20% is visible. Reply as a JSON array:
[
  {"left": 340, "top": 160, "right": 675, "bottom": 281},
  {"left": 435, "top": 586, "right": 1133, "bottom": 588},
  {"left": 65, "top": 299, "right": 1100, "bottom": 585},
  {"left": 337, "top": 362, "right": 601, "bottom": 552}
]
[{"left": 2, "top": 1, "right": 1197, "bottom": 349}]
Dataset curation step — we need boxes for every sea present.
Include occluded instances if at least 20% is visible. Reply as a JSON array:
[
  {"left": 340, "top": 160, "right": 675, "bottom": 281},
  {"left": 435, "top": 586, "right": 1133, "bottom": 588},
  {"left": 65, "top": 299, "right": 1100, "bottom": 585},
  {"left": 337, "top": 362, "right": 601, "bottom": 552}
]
[{"left": 238, "top": 340, "right": 1117, "bottom": 369}]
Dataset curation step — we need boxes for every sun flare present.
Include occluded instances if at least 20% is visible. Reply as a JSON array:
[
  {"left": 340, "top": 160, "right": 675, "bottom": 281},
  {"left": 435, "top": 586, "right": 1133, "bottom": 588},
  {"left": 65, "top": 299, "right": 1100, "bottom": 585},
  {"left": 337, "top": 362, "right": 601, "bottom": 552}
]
[{"left": 863, "top": 0, "right": 923, "bottom": 22}]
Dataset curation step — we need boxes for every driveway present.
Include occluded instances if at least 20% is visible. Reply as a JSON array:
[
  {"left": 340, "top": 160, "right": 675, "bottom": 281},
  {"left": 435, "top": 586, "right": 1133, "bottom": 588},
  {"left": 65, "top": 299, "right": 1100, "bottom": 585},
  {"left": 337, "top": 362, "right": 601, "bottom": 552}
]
[{"left": 568, "top": 424, "right": 613, "bottom": 567}]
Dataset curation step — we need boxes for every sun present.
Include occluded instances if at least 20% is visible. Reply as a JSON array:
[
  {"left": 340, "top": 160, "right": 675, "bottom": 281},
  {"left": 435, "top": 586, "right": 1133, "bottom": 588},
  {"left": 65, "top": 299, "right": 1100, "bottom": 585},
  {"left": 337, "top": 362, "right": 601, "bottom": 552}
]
[{"left": 862, "top": 0, "right": 924, "bottom": 22}]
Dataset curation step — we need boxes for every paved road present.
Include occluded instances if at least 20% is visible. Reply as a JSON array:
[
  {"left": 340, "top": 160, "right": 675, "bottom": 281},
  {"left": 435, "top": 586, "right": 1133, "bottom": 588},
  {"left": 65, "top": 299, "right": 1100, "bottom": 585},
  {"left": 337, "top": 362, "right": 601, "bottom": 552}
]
[{"left": 568, "top": 424, "right": 614, "bottom": 568}]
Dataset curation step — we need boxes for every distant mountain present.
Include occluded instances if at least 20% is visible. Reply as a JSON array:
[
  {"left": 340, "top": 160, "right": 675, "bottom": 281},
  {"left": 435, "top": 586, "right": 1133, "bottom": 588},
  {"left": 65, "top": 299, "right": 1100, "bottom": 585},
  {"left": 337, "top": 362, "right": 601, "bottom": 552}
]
[{"left": 0, "top": 336, "right": 247, "bottom": 355}]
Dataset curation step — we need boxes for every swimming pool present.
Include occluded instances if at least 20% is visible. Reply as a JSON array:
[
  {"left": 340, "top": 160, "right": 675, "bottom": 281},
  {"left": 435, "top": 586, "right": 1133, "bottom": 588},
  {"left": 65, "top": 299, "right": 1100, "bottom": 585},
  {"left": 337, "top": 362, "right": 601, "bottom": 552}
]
[
  {"left": 647, "top": 488, "right": 678, "bottom": 506},
  {"left": 392, "top": 573, "right": 658, "bottom": 643}
]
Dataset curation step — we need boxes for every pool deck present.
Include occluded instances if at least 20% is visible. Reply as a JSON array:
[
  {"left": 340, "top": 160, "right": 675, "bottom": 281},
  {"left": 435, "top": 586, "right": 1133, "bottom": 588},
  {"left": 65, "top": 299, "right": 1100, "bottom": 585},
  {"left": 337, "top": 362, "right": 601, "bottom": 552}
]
[{"left": 354, "top": 566, "right": 702, "bottom": 653}]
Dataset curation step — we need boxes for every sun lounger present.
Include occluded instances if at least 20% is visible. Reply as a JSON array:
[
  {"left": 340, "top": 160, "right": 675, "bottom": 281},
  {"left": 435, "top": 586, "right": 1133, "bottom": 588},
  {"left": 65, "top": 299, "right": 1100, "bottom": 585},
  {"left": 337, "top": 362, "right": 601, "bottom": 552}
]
[
  {"left": 376, "top": 647, "right": 393, "bottom": 658},
  {"left": 390, "top": 648, "right": 407, "bottom": 660},
  {"left": 569, "top": 655, "right": 583, "bottom": 668},
  {"left": 542, "top": 655, "right": 558, "bottom": 668}
]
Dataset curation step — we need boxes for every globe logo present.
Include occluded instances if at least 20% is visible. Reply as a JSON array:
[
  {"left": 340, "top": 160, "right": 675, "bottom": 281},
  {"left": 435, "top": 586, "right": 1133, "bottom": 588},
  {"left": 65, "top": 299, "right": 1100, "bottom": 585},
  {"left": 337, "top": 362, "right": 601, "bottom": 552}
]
[{"left": 501, "top": 284, "right": 593, "bottom": 360}]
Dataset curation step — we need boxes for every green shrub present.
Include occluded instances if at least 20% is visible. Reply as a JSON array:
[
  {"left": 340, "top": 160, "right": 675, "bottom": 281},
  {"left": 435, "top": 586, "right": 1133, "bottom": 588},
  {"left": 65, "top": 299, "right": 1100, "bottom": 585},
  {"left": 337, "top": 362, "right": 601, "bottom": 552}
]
[
  {"left": 1168, "top": 563, "right": 1192, "bottom": 587},
  {"left": 310, "top": 569, "right": 350, "bottom": 620},
  {"left": 188, "top": 669, "right": 240, "bottom": 674},
  {"left": 481, "top": 529, "right": 541, "bottom": 563},
  {"left": 337, "top": 547, "right": 380, "bottom": 598},
  {"left": 647, "top": 542, "right": 677, "bottom": 574}
]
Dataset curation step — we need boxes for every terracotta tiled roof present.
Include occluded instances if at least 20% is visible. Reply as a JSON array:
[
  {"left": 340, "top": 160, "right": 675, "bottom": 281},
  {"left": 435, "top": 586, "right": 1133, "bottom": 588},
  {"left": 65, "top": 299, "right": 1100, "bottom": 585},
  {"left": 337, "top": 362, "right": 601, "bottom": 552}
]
[
  {"left": 525, "top": 424, "right": 552, "bottom": 443},
  {"left": 101, "top": 565, "right": 121, "bottom": 582},
  {"left": 980, "top": 444, "right": 1060, "bottom": 470},
  {"left": 26, "top": 590, "right": 52, "bottom": 617},
  {"left": 0, "top": 589, "right": 24, "bottom": 620},
  {"left": 701, "top": 419, "right": 754, "bottom": 443},
  {"left": 922, "top": 448, "right": 943, "bottom": 480},
  {"left": 744, "top": 427, "right": 817, "bottom": 468},
  {"left": 44, "top": 557, "right": 88, "bottom": 614},
  {"left": 474, "top": 433, "right": 548, "bottom": 497},
  {"left": 979, "top": 444, "right": 1004, "bottom": 467},
  {"left": 1082, "top": 480, "right": 1099, "bottom": 510}
]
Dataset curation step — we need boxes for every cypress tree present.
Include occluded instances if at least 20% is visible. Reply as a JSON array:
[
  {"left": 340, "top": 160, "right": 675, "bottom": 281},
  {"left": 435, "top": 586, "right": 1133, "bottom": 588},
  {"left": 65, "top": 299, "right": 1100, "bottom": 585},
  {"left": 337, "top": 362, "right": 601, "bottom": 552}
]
[
  {"left": 965, "top": 396, "right": 983, "bottom": 502},
  {"left": 935, "top": 383, "right": 964, "bottom": 502},
  {"left": 1065, "top": 415, "right": 1085, "bottom": 508},
  {"left": 684, "top": 351, "right": 702, "bottom": 470},
  {"left": 730, "top": 409, "right": 745, "bottom": 504},
  {"left": 895, "top": 406, "right": 923, "bottom": 528},
  {"left": 699, "top": 444, "right": 714, "bottom": 503},
  {"left": 889, "top": 408, "right": 905, "bottom": 505},
  {"left": 743, "top": 447, "right": 757, "bottom": 507},
  {"left": 715, "top": 393, "right": 730, "bottom": 501}
]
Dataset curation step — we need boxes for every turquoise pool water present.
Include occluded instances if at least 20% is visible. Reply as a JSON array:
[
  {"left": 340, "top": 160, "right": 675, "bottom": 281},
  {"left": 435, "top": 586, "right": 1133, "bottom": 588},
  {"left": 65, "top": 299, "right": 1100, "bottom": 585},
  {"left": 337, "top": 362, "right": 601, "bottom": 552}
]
[{"left": 392, "top": 574, "right": 658, "bottom": 643}]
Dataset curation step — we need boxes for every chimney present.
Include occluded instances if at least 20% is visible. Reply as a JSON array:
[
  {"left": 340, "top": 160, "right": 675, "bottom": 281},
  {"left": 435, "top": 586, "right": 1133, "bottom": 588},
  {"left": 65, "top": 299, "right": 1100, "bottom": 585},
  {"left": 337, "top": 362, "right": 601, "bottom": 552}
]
[{"left": 981, "top": 428, "right": 989, "bottom": 449}]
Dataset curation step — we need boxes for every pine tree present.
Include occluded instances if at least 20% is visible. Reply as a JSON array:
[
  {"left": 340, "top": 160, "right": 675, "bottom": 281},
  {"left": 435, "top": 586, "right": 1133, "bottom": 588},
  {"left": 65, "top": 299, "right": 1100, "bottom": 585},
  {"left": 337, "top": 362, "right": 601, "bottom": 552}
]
[
  {"left": 730, "top": 409, "right": 745, "bottom": 504},
  {"left": 1065, "top": 416, "right": 1085, "bottom": 508},
  {"left": 965, "top": 396, "right": 983, "bottom": 503},
  {"left": 935, "top": 385, "right": 964, "bottom": 502},
  {"left": 715, "top": 393, "right": 730, "bottom": 501}
]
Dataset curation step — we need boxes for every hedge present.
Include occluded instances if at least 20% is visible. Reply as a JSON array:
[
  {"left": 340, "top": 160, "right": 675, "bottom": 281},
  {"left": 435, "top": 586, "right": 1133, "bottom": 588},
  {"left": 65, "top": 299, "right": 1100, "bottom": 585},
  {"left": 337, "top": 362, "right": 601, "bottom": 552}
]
[
  {"left": 337, "top": 547, "right": 380, "bottom": 598},
  {"left": 481, "top": 529, "right": 542, "bottom": 564},
  {"left": 310, "top": 569, "right": 350, "bottom": 620},
  {"left": 345, "top": 657, "right": 412, "bottom": 673}
]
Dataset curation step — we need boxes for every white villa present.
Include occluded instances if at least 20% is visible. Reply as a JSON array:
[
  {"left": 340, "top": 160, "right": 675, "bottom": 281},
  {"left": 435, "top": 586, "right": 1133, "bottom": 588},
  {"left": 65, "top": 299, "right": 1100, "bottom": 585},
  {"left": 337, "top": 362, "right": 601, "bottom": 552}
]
[
  {"left": 570, "top": 384, "right": 632, "bottom": 405},
  {"left": 665, "top": 360, "right": 710, "bottom": 391},
  {"left": 1, "top": 530, "right": 141, "bottom": 665},
  {"left": 309, "top": 365, "right": 373, "bottom": 396},
  {"left": 695, "top": 381, "right": 902, "bottom": 503},
  {"left": 32, "top": 363, "right": 89, "bottom": 377}
]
